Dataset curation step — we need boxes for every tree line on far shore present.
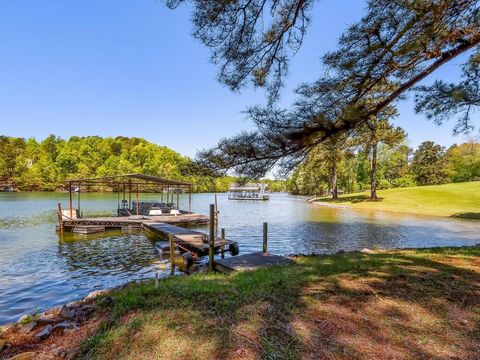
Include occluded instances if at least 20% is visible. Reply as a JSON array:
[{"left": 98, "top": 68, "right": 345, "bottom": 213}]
[
  {"left": 0, "top": 135, "right": 286, "bottom": 193},
  {"left": 288, "top": 137, "right": 480, "bottom": 198}
]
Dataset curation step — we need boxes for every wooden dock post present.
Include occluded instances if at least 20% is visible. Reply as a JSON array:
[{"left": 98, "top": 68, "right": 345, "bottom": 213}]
[
  {"left": 263, "top": 222, "right": 268, "bottom": 254},
  {"left": 209, "top": 204, "right": 215, "bottom": 272},
  {"left": 69, "top": 182, "right": 73, "bottom": 219},
  {"left": 57, "top": 203, "right": 64, "bottom": 234},
  {"left": 221, "top": 228, "right": 225, "bottom": 259},
  {"left": 169, "top": 234, "right": 175, "bottom": 275}
]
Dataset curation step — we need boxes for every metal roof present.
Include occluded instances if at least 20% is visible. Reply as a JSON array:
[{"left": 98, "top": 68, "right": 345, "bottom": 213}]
[{"left": 65, "top": 173, "right": 191, "bottom": 187}]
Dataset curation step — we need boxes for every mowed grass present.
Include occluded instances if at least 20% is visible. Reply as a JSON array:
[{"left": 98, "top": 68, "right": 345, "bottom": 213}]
[
  {"left": 80, "top": 247, "right": 480, "bottom": 360},
  {"left": 316, "top": 181, "right": 480, "bottom": 219}
]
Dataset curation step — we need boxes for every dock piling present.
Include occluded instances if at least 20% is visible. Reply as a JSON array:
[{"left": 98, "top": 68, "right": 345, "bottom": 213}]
[
  {"left": 57, "top": 203, "right": 64, "bottom": 234},
  {"left": 263, "top": 222, "right": 268, "bottom": 254},
  {"left": 155, "top": 272, "right": 159, "bottom": 287},
  {"left": 169, "top": 234, "right": 175, "bottom": 275},
  {"left": 221, "top": 228, "right": 225, "bottom": 259},
  {"left": 209, "top": 204, "right": 215, "bottom": 272}
]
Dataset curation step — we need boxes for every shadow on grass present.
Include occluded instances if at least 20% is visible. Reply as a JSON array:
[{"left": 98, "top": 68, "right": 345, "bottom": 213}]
[
  {"left": 79, "top": 248, "right": 480, "bottom": 360},
  {"left": 451, "top": 212, "right": 480, "bottom": 220}
]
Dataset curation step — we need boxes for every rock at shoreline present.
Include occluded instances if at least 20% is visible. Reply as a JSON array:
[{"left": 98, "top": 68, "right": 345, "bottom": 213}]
[
  {"left": 52, "top": 321, "right": 78, "bottom": 334},
  {"left": 361, "top": 248, "right": 372, "bottom": 253},
  {"left": 36, "top": 325, "right": 53, "bottom": 340},
  {"left": 84, "top": 289, "right": 108, "bottom": 301},
  {"left": 19, "top": 322, "right": 37, "bottom": 333},
  {"left": 8, "top": 352, "right": 36, "bottom": 360},
  {"left": 60, "top": 306, "right": 76, "bottom": 320}
]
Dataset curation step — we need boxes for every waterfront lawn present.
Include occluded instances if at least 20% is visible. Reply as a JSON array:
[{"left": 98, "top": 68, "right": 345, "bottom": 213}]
[
  {"left": 80, "top": 247, "right": 480, "bottom": 360},
  {"left": 315, "top": 181, "right": 480, "bottom": 219}
]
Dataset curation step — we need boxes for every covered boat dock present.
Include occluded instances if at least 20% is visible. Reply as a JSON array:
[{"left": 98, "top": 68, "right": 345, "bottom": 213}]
[{"left": 57, "top": 174, "right": 209, "bottom": 232}]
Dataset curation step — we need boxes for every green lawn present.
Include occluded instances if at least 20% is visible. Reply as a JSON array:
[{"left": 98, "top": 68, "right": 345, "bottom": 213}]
[
  {"left": 76, "top": 247, "right": 480, "bottom": 360},
  {"left": 315, "top": 181, "right": 480, "bottom": 219}
]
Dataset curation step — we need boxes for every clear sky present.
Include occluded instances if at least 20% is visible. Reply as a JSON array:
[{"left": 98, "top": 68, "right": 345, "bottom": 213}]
[{"left": 0, "top": 0, "right": 476, "bottom": 157}]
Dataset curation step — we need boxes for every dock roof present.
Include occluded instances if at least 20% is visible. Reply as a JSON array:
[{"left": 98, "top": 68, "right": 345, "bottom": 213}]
[{"left": 65, "top": 173, "right": 191, "bottom": 187}]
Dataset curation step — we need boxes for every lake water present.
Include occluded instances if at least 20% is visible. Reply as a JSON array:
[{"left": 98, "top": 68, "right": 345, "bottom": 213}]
[{"left": 1, "top": 192, "right": 479, "bottom": 324}]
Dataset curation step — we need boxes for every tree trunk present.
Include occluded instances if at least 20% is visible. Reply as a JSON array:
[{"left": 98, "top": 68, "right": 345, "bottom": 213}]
[
  {"left": 331, "top": 164, "right": 338, "bottom": 200},
  {"left": 370, "top": 142, "right": 378, "bottom": 200}
]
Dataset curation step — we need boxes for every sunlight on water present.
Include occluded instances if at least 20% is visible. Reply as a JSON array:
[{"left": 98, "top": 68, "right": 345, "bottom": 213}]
[{"left": 0, "top": 191, "right": 479, "bottom": 324}]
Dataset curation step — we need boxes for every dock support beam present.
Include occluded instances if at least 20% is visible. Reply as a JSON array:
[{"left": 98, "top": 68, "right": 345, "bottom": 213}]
[
  {"left": 209, "top": 204, "right": 215, "bottom": 272},
  {"left": 57, "top": 203, "right": 64, "bottom": 234},
  {"left": 169, "top": 234, "right": 175, "bottom": 275},
  {"left": 221, "top": 228, "right": 225, "bottom": 259},
  {"left": 69, "top": 181, "right": 73, "bottom": 219},
  {"left": 263, "top": 222, "right": 268, "bottom": 254}
]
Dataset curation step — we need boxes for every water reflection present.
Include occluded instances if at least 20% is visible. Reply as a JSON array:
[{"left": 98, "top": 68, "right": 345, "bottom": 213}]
[{"left": 0, "top": 192, "right": 479, "bottom": 324}]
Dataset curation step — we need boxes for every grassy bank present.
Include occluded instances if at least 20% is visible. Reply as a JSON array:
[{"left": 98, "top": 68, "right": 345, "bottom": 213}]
[
  {"left": 68, "top": 247, "right": 480, "bottom": 360},
  {"left": 314, "top": 181, "right": 480, "bottom": 219}
]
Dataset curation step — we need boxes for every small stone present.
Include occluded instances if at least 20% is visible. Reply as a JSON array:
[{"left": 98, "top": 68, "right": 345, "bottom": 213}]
[
  {"left": 361, "top": 248, "right": 372, "bottom": 253},
  {"left": 8, "top": 352, "right": 36, "bottom": 360},
  {"left": 36, "top": 317, "right": 56, "bottom": 325},
  {"left": 19, "top": 321, "right": 37, "bottom": 333},
  {"left": 52, "top": 322, "right": 77, "bottom": 334},
  {"left": 0, "top": 324, "right": 12, "bottom": 337},
  {"left": 60, "top": 306, "right": 76, "bottom": 320},
  {"left": 101, "top": 296, "right": 114, "bottom": 305},
  {"left": 84, "top": 289, "right": 107, "bottom": 301},
  {"left": 79, "top": 304, "right": 97, "bottom": 314},
  {"left": 36, "top": 325, "right": 53, "bottom": 340}
]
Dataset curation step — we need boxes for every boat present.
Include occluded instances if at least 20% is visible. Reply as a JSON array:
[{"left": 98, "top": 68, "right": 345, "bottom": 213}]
[{"left": 228, "top": 183, "right": 270, "bottom": 201}]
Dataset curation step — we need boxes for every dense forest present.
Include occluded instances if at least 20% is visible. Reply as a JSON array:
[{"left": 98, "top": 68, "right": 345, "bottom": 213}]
[
  {"left": 0, "top": 135, "right": 285, "bottom": 193},
  {"left": 288, "top": 138, "right": 480, "bottom": 196}
]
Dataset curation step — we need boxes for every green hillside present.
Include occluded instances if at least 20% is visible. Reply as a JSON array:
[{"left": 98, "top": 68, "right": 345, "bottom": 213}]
[{"left": 315, "top": 181, "right": 480, "bottom": 219}]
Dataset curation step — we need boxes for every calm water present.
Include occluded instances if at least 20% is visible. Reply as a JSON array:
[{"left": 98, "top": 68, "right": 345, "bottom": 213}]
[{"left": 1, "top": 192, "right": 479, "bottom": 324}]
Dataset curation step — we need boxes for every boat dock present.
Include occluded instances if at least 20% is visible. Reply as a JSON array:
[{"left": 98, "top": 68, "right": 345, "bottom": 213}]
[{"left": 56, "top": 174, "right": 289, "bottom": 273}]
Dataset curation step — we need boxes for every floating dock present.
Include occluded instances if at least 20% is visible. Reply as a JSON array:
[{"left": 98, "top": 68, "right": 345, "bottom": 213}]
[
  {"left": 214, "top": 252, "right": 291, "bottom": 273},
  {"left": 144, "top": 222, "right": 237, "bottom": 258}
]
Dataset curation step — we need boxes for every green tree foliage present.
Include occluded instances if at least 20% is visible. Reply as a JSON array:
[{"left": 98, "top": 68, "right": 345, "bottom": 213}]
[
  {"left": 411, "top": 141, "right": 448, "bottom": 185},
  {"left": 1, "top": 135, "right": 282, "bottom": 192},
  {"left": 187, "top": 1, "right": 479, "bottom": 178},
  {"left": 445, "top": 140, "right": 480, "bottom": 182},
  {"left": 289, "top": 138, "right": 480, "bottom": 196}
]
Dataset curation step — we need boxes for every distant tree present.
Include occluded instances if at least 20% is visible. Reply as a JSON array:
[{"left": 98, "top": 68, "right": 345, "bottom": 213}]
[
  {"left": 445, "top": 140, "right": 480, "bottom": 182},
  {"left": 411, "top": 141, "right": 448, "bottom": 185},
  {"left": 355, "top": 108, "right": 406, "bottom": 199}
]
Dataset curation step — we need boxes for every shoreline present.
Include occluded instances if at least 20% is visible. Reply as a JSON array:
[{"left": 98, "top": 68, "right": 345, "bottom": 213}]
[
  {"left": 1, "top": 246, "right": 479, "bottom": 359},
  {"left": 311, "top": 199, "right": 480, "bottom": 221}
]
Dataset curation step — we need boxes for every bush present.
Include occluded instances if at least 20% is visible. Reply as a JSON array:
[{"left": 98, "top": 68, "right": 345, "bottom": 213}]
[
  {"left": 377, "top": 179, "right": 392, "bottom": 189},
  {"left": 392, "top": 175, "right": 417, "bottom": 188}
]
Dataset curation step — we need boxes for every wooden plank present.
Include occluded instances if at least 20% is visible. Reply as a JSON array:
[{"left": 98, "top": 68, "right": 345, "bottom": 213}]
[
  {"left": 144, "top": 222, "right": 236, "bottom": 255},
  {"left": 215, "top": 252, "right": 291, "bottom": 273}
]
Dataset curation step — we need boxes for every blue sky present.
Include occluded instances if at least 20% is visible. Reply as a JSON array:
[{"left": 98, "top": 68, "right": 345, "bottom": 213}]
[{"left": 0, "top": 0, "right": 476, "bottom": 157}]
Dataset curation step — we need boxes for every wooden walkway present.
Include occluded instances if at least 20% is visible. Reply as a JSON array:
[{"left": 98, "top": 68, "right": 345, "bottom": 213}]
[
  {"left": 144, "top": 222, "right": 236, "bottom": 257},
  {"left": 214, "top": 252, "right": 291, "bottom": 273}
]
